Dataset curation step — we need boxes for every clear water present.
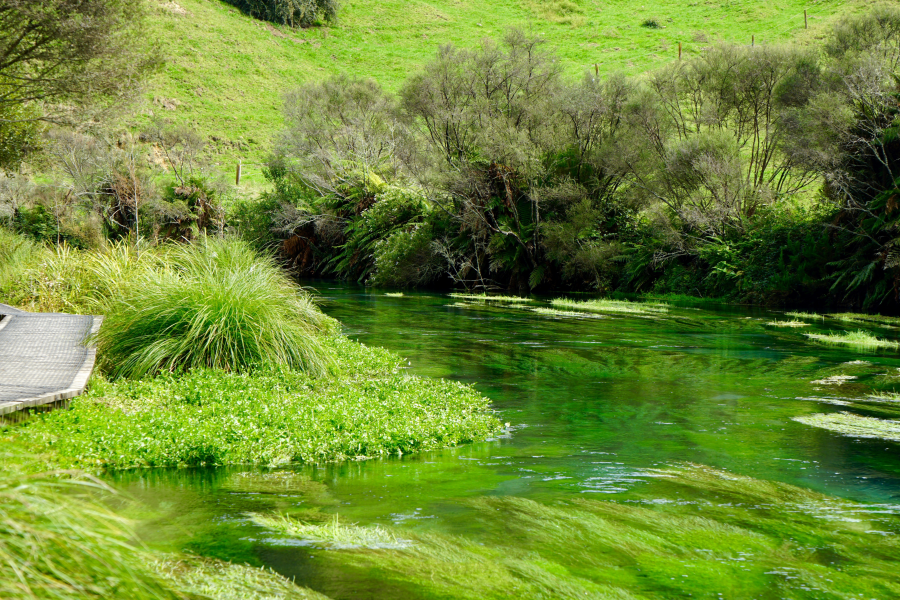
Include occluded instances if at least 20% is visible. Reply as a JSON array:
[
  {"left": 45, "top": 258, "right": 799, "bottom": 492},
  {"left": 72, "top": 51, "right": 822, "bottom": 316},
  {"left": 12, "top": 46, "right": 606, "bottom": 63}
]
[{"left": 111, "top": 286, "right": 900, "bottom": 598}]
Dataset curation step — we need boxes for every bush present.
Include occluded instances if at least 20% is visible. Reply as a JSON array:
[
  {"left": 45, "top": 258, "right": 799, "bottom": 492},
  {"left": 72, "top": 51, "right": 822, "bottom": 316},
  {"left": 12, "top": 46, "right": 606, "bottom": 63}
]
[
  {"left": 20, "top": 338, "right": 501, "bottom": 468},
  {"left": 222, "top": 0, "right": 339, "bottom": 27},
  {"left": 95, "top": 237, "right": 336, "bottom": 379}
]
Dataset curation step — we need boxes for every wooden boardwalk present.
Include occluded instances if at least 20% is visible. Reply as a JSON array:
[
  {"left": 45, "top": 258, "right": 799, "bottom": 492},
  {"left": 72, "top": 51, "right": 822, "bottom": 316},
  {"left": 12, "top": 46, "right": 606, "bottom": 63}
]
[{"left": 0, "top": 303, "right": 102, "bottom": 418}]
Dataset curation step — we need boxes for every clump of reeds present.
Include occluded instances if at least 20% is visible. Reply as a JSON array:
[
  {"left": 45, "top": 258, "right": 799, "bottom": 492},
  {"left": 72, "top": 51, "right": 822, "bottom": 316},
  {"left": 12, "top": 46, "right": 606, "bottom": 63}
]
[
  {"left": 827, "top": 312, "right": 900, "bottom": 326},
  {"left": 804, "top": 330, "right": 899, "bottom": 351},
  {"left": 95, "top": 238, "right": 337, "bottom": 379},
  {"left": 550, "top": 297, "right": 668, "bottom": 315}
]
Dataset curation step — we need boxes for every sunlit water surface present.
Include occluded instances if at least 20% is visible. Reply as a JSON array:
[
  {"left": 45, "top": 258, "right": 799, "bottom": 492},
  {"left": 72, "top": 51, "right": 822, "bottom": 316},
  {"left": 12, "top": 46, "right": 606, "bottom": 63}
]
[{"left": 110, "top": 286, "right": 900, "bottom": 598}]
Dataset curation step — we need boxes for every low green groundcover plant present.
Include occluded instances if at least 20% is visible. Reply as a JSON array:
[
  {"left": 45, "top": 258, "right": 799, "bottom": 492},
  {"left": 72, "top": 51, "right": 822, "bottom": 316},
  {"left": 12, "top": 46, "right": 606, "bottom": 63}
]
[{"left": 19, "top": 337, "right": 501, "bottom": 469}]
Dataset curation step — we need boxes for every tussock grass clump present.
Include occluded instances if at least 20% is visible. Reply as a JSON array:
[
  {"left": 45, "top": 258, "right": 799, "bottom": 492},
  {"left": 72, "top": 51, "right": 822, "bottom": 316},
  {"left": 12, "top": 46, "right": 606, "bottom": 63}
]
[
  {"left": 551, "top": 297, "right": 669, "bottom": 315},
  {"left": 765, "top": 320, "right": 810, "bottom": 328},
  {"left": 793, "top": 412, "right": 900, "bottom": 442},
  {"left": 827, "top": 312, "right": 900, "bottom": 325},
  {"left": 96, "top": 238, "right": 336, "bottom": 379},
  {"left": 0, "top": 229, "right": 45, "bottom": 296},
  {"left": 0, "top": 451, "right": 180, "bottom": 600},
  {"left": 804, "top": 329, "right": 899, "bottom": 351},
  {"left": 250, "top": 513, "right": 407, "bottom": 549}
]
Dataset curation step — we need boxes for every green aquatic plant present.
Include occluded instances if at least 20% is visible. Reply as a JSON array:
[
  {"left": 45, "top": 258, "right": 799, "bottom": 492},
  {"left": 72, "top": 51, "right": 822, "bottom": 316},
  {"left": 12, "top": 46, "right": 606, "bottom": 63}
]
[
  {"left": 804, "top": 330, "right": 899, "bottom": 350},
  {"left": 765, "top": 320, "right": 810, "bottom": 328},
  {"left": 18, "top": 337, "right": 501, "bottom": 469},
  {"left": 0, "top": 450, "right": 180, "bottom": 600},
  {"left": 793, "top": 412, "right": 900, "bottom": 442},
  {"left": 785, "top": 311, "right": 825, "bottom": 320},
  {"left": 826, "top": 312, "right": 900, "bottom": 326},
  {"left": 531, "top": 306, "right": 604, "bottom": 319},
  {"left": 300, "top": 465, "right": 900, "bottom": 600},
  {"left": 449, "top": 293, "right": 534, "bottom": 303},
  {"left": 154, "top": 555, "right": 330, "bottom": 600},
  {"left": 250, "top": 513, "right": 407, "bottom": 549},
  {"left": 551, "top": 297, "right": 669, "bottom": 315},
  {"left": 95, "top": 237, "right": 337, "bottom": 379},
  {"left": 383, "top": 292, "right": 404, "bottom": 297}
]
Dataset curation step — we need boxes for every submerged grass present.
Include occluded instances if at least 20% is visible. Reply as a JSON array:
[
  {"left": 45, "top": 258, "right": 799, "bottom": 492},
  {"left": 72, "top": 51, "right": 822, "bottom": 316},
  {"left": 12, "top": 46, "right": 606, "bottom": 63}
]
[
  {"left": 154, "top": 555, "right": 331, "bottom": 600},
  {"left": 449, "top": 293, "right": 534, "bottom": 303},
  {"left": 252, "top": 465, "right": 900, "bottom": 600},
  {"left": 804, "top": 330, "right": 900, "bottom": 351},
  {"left": 250, "top": 513, "right": 406, "bottom": 549},
  {"left": 765, "top": 320, "right": 810, "bottom": 328},
  {"left": 0, "top": 450, "right": 180, "bottom": 600},
  {"left": 827, "top": 312, "right": 900, "bottom": 326},
  {"left": 793, "top": 412, "right": 900, "bottom": 442},
  {"left": 785, "top": 311, "right": 825, "bottom": 320},
  {"left": 15, "top": 337, "right": 501, "bottom": 469},
  {"left": 551, "top": 297, "right": 669, "bottom": 315},
  {"left": 531, "top": 306, "right": 604, "bottom": 319}
]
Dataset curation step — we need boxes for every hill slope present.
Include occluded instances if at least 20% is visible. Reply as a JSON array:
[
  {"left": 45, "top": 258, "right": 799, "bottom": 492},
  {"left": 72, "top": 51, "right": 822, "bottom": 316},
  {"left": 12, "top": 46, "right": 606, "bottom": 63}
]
[{"left": 140, "top": 0, "right": 868, "bottom": 169}]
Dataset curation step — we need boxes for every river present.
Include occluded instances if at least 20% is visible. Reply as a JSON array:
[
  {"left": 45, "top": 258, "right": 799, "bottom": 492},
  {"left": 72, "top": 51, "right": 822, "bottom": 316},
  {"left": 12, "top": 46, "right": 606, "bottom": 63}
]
[{"left": 111, "top": 285, "right": 900, "bottom": 599}]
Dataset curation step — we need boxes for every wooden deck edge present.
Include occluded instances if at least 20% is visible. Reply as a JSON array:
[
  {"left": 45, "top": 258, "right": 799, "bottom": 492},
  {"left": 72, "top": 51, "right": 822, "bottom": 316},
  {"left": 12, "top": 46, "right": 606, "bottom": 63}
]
[
  {"left": 0, "top": 314, "right": 13, "bottom": 334},
  {"left": 0, "top": 315, "right": 104, "bottom": 418}
]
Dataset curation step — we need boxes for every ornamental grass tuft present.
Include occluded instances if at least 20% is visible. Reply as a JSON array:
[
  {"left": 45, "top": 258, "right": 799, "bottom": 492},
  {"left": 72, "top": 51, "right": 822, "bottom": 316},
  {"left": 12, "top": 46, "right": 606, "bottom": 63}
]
[{"left": 95, "top": 237, "right": 336, "bottom": 379}]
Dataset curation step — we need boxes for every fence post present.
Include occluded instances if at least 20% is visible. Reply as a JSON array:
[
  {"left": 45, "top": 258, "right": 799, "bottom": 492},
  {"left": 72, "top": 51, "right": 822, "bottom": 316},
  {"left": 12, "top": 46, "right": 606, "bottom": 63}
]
[
  {"left": 751, "top": 34, "right": 755, "bottom": 47},
  {"left": 594, "top": 63, "right": 599, "bottom": 76},
  {"left": 678, "top": 42, "right": 682, "bottom": 60},
  {"left": 235, "top": 160, "right": 242, "bottom": 186},
  {"left": 804, "top": 9, "right": 808, "bottom": 29}
]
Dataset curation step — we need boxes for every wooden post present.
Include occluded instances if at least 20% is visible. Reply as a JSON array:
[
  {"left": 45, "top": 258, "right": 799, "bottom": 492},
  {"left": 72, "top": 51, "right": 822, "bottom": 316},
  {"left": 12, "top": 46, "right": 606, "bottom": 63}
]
[
  {"left": 751, "top": 35, "right": 755, "bottom": 47},
  {"left": 678, "top": 42, "right": 682, "bottom": 60},
  {"left": 594, "top": 63, "right": 599, "bottom": 76},
  {"left": 804, "top": 9, "right": 808, "bottom": 29},
  {"left": 235, "top": 160, "right": 242, "bottom": 186}
]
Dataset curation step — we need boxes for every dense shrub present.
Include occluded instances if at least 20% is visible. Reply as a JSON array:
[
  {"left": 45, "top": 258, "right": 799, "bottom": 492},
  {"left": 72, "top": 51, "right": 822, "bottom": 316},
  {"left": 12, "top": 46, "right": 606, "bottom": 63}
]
[
  {"left": 95, "top": 238, "right": 336, "bottom": 379},
  {"left": 223, "top": 0, "right": 338, "bottom": 27}
]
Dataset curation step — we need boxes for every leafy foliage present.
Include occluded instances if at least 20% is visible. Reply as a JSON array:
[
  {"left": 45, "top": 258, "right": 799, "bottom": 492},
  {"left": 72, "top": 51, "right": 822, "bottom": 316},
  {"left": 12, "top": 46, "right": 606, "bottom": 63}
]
[{"left": 222, "top": 0, "right": 339, "bottom": 27}]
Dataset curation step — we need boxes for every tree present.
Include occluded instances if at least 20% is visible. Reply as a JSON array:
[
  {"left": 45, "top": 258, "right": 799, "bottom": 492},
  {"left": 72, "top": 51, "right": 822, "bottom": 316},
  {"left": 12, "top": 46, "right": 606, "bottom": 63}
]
[{"left": 0, "top": 0, "right": 160, "bottom": 125}]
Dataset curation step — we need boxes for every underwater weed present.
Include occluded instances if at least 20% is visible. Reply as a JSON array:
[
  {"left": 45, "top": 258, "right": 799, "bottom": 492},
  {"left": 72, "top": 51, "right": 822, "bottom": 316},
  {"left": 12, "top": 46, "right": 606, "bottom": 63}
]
[
  {"left": 551, "top": 297, "right": 669, "bottom": 315},
  {"left": 384, "top": 292, "right": 404, "bottom": 297},
  {"left": 531, "top": 307, "right": 604, "bottom": 319},
  {"left": 793, "top": 412, "right": 900, "bottom": 442},
  {"left": 785, "top": 311, "right": 825, "bottom": 320},
  {"left": 250, "top": 513, "right": 407, "bottom": 549},
  {"left": 804, "top": 330, "right": 899, "bottom": 351},
  {"left": 449, "top": 293, "right": 534, "bottom": 303},
  {"left": 765, "top": 320, "right": 810, "bottom": 328}
]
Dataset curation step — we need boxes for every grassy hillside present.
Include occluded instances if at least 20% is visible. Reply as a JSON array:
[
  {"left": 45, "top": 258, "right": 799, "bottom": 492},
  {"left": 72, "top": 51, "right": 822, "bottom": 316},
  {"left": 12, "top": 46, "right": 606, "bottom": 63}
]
[{"left": 141, "top": 0, "right": 869, "bottom": 173}]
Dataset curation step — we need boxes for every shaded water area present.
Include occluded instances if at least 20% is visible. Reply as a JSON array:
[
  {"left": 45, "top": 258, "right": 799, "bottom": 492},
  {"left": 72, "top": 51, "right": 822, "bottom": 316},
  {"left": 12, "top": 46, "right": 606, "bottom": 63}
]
[{"left": 111, "top": 286, "right": 900, "bottom": 599}]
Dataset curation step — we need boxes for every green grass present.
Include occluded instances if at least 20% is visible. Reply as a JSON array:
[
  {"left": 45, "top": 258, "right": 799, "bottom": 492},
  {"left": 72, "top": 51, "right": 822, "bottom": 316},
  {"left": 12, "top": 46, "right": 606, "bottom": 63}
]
[
  {"left": 551, "top": 297, "right": 669, "bottom": 315},
  {"left": 0, "top": 229, "right": 45, "bottom": 296},
  {"left": 383, "top": 292, "right": 404, "bottom": 297},
  {"left": 0, "top": 450, "right": 180, "bottom": 600},
  {"left": 804, "top": 330, "right": 900, "bottom": 351},
  {"left": 248, "top": 464, "right": 900, "bottom": 599},
  {"left": 15, "top": 336, "right": 501, "bottom": 469},
  {"left": 449, "top": 293, "right": 534, "bottom": 303},
  {"left": 154, "top": 555, "right": 331, "bottom": 600},
  {"left": 765, "top": 319, "right": 811, "bottom": 328},
  {"left": 785, "top": 311, "right": 826, "bottom": 320},
  {"left": 94, "top": 237, "right": 336, "bottom": 379},
  {"left": 793, "top": 412, "right": 900, "bottom": 442},
  {"left": 827, "top": 312, "right": 900, "bottom": 326},
  {"left": 531, "top": 306, "right": 604, "bottom": 319},
  {"left": 250, "top": 513, "right": 408, "bottom": 549},
  {"left": 141, "top": 0, "right": 868, "bottom": 166}
]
